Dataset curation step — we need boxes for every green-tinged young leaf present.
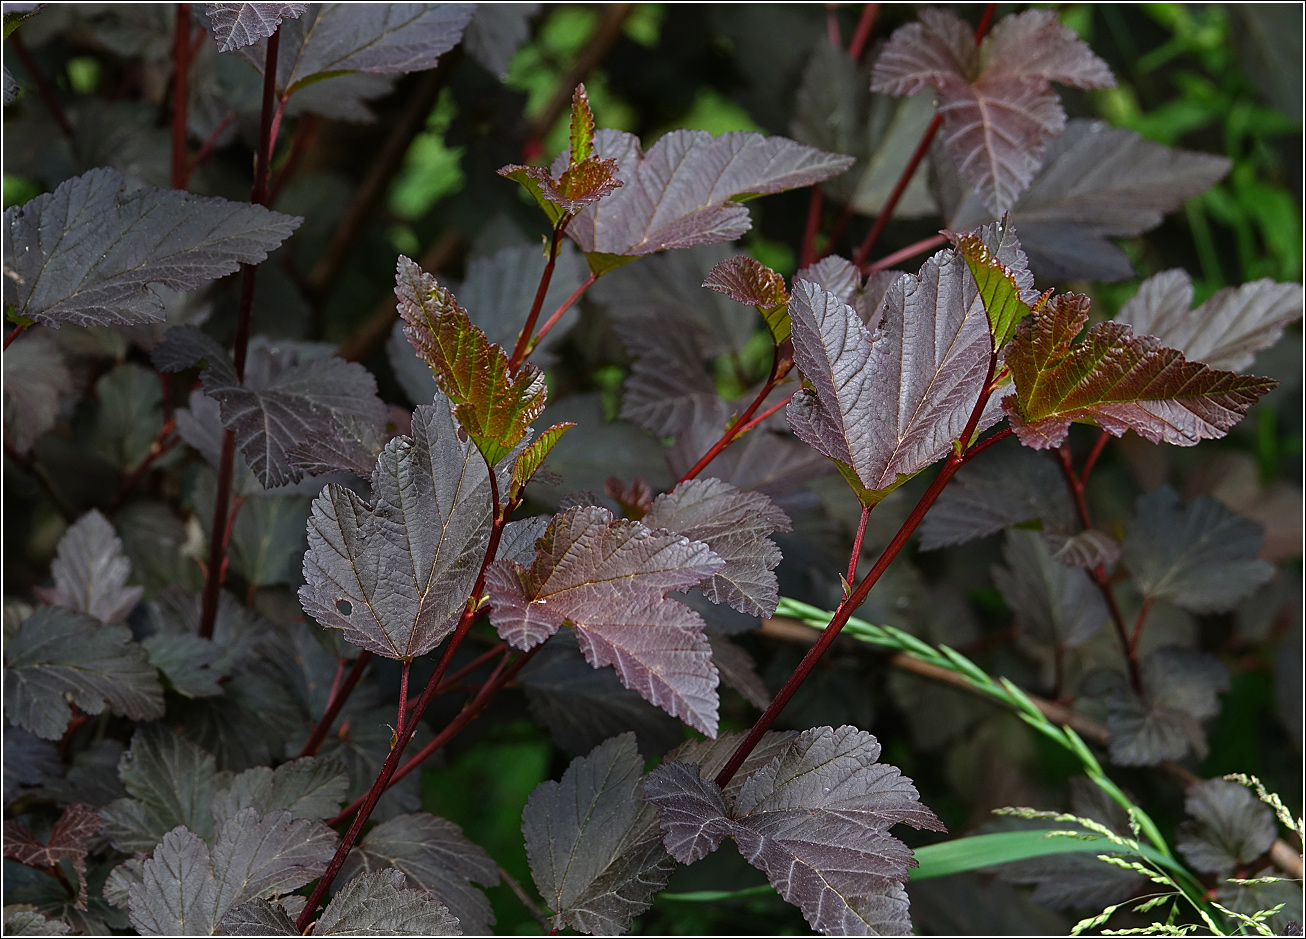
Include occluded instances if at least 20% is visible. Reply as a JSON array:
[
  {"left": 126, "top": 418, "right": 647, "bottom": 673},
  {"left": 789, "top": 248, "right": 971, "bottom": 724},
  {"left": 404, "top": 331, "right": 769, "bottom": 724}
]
[
  {"left": 2, "top": 168, "right": 300, "bottom": 328},
  {"left": 702, "top": 255, "right": 791, "bottom": 346},
  {"left": 786, "top": 251, "right": 994, "bottom": 506},
  {"left": 1176, "top": 779, "right": 1278, "bottom": 875},
  {"left": 1122, "top": 487, "right": 1274, "bottom": 614},
  {"left": 523, "top": 734, "right": 676, "bottom": 935},
  {"left": 204, "top": 3, "right": 308, "bottom": 54},
  {"left": 569, "top": 83, "right": 596, "bottom": 166},
  {"left": 4, "top": 607, "right": 164, "bottom": 740},
  {"left": 300, "top": 398, "right": 492, "bottom": 660},
  {"left": 127, "top": 809, "right": 335, "bottom": 936},
  {"left": 486, "top": 505, "right": 725, "bottom": 735},
  {"left": 99, "top": 727, "right": 223, "bottom": 852},
  {"left": 497, "top": 158, "right": 622, "bottom": 220},
  {"left": 644, "top": 726, "right": 943, "bottom": 936},
  {"left": 34, "top": 509, "right": 143, "bottom": 624},
  {"left": 3, "top": 803, "right": 103, "bottom": 911},
  {"left": 1002, "top": 293, "right": 1277, "bottom": 449},
  {"left": 395, "top": 255, "right": 546, "bottom": 465},
  {"left": 210, "top": 758, "right": 350, "bottom": 828},
  {"left": 510, "top": 423, "right": 575, "bottom": 503},
  {"left": 946, "top": 219, "right": 1045, "bottom": 349},
  {"left": 310, "top": 869, "right": 461, "bottom": 936},
  {"left": 643, "top": 478, "right": 792, "bottom": 618},
  {"left": 3, "top": 329, "right": 72, "bottom": 454},
  {"left": 339, "top": 813, "right": 499, "bottom": 934}
]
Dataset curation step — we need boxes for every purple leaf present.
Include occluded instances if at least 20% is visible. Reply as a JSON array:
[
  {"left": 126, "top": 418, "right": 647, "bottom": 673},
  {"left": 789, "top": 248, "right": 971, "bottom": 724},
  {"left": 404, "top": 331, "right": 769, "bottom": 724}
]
[
  {"left": 1122, "top": 486, "right": 1274, "bottom": 614},
  {"left": 1176, "top": 779, "right": 1278, "bottom": 874},
  {"left": 786, "top": 249, "right": 993, "bottom": 504},
  {"left": 795, "top": 255, "right": 898, "bottom": 329},
  {"left": 299, "top": 397, "right": 493, "bottom": 660},
  {"left": 3, "top": 168, "right": 300, "bottom": 329},
  {"left": 36, "top": 509, "right": 143, "bottom": 625},
  {"left": 708, "top": 634, "right": 770, "bottom": 709},
  {"left": 3, "top": 803, "right": 102, "bottom": 910},
  {"left": 1103, "top": 646, "right": 1230, "bottom": 766},
  {"left": 204, "top": 3, "right": 306, "bottom": 53},
  {"left": 644, "top": 478, "right": 791, "bottom": 618},
  {"left": 486, "top": 505, "right": 725, "bottom": 734},
  {"left": 641, "top": 761, "right": 733, "bottom": 864},
  {"left": 1115, "top": 269, "right": 1303, "bottom": 372},
  {"left": 948, "top": 121, "right": 1232, "bottom": 281},
  {"left": 3, "top": 329, "right": 73, "bottom": 454},
  {"left": 873, "top": 8, "right": 1113, "bottom": 214},
  {"left": 311, "top": 869, "right": 460, "bottom": 936},
  {"left": 563, "top": 128, "right": 853, "bottom": 264},
  {"left": 522, "top": 734, "right": 675, "bottom": 934}
]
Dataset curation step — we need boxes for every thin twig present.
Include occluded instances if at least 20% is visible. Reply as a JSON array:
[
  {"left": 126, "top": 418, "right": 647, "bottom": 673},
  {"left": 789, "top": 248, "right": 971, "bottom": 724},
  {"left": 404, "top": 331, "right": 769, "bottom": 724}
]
[
  {"left": 299, "top": 652, "right": 373, "bottom": 759},
  {"left": 847, "top": 504, "right": 871, "bottom": 585},
  {"left": 9, "top": 32, "right": 72, "bottom": 138},
  {"left": 267, "top": 113, "right": 318, "bottom": 205},
  {"left": 498, "top": 863, "right": 551, "bottom": 930},
  {"left": 825, "top": 3, "right": 842, "bottom": 48},
  {"left": 530, "top": 270, "right": 597, "bottom": 352},
  {"left": 509, "top": 220, "right": 568, "bottom": 371},
  {"left": 799, "top": 186, "right": 825, "bottom": 269},
  {"left": 847, "top": 3, "right": 881, "bottom": 60},
  {"left": 171, "top": 3, "right": 192, "bottom": 189},
  {"left": 4, "top": 323, "right": 29, "bottom": 351},
  {"left": 305, "top": 65, "right": 453, "bottom": 301},
  {"left": 865, "top": 233, "right": 948, "bottom": 274},
  {"left": 524, "top": 4, "right": 634, "bottom": 146},
  {"left": 109, "top": 421, "right": 178, "bottom": 511},
  {"left": 679, "top": 344, "right": 791, "bottom": 484},
  {"left": 959, "top": 426, "right": 1012, "bottom": 463}
]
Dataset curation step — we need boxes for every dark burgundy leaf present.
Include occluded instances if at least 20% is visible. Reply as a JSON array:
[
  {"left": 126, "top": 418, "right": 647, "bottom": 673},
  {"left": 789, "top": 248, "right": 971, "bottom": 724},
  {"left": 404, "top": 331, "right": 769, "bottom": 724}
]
[
  {"left": 310, "top": 869, "right": 460, "bottom": 936},
  {"left": 708, "top": 634, "right": 770, "bottom": 709},
  {"left": 36, "top": 509, "right": 143, "bottom": 625},
  {"left": 486, "top": 505, "right": 724, "bottom": 734},
  {"left": 795, "top": 255, "right": 898, "bottom": 329},
  {"left": 3, "top": 329, "right": 73, "bottom": 454},
  {"left": 992, "top": 529, "right": 1108, "bottom": 655},
  {"left": 3, "top": 803, "right": 103, "bottom": 910},
  {"left": 1102, "top": 646, "right": 1230, "bottom": 766},
  {"left": 3, "top": 168, "right": 299, "bottom": 328},
  {"left": 1176, "top": 779, "right": 1278, "bottom": 874},
  {"left": 204, "top": 3, "right": 307, "bottom": 53}
]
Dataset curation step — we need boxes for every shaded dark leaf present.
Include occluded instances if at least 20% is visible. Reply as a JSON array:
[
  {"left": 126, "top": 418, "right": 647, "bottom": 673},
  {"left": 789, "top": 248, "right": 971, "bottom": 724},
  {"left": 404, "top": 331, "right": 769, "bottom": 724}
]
[
  {"left": 142, "top": 633, "right": 223, "bottom": 698},
  {"left": 795, "top": 256, "right": 898, "bottom": 329},
  {"left": 218, "top": 897, "right": 297, "bottom": 936},
  {"left": 1216, "top": 873, "right": 1303, "bottom": 936},
  {"left": 3, "top": 905, "right": 73, "bottom": 935},
  {"left": 340, "top": 813, "right": 498, "bottom": 935},
  {"left": 91, "top": 362, "right": 165, "bottom": 470},
  {"left": 992, "top": 529, "right": 1108, "bottom": 651},
  {"left": 486, "top": 505, "right": 724, "bottom": 734},
  {"left": 4, "top": 607, "right": 163, "bottom": 740},
  {"left": 36, "top": 509, "right": 142, "bottom": 624},
  {"left": 151, "top": 325, "right": 235, "bottom": 382},
  {"left": 99, "top": 727, "right": 223, "bottom": 852},
  {"left": 644, "top": 478, "right": 791, "bottom": 618},
  {"left": 873, "top": 8, "right": 1113, "bottom": 213},
  {"left": 210, "top": 757, "right": 349, "bottom": 827},
  {"left": 204, "top": 3, "right": 307, "bottom": 53},
  {"left": 2, "top": 168, "right": 299, "bottom": 328},
  {"left": 1003, "top": 294, "right": 1275, "bottom": 449},
  {"left": 562, "top": 128, "right": 853, "bottom": 266},
  {"left": 947, "top": 121, "right": 1232, "bottom": 281},
  {"left": 1176, "top": 779, "right": 1278, "bottom": 874},
  {"left": 1115, "top": 269, "right": 1303, "bottom": 373},
  {"left": 1122, "top": 486, "right": 1274, "bottom": 613},
  {"left": 1102, "top": 646, "right": 1230, "bottom": 766},
  {"left": 3, "top": 729, "right": 61, "bottom": 806},
  {"left": 522, "top": 734, "right": 675, "bottom": 935},
  {"left": 463, "top": 2, "right": 536, "bottom": 79},
  {"left": 786, "top": 250, "right": 992, "bottom": 505},
  {"left": 300, "top": 397, "right": 492, "bottom": 660},
  {"left": 313, "top": 869, "right": 461, "bottom": 936},
  {"left": 396, "top": 255, "right": 545, "bottom": 465},
  {"left": 3, "top": 329, "right": 72, "bottom": 454},
  {"left": 707, "top": 634, "right": 770, "bottom": 709}
]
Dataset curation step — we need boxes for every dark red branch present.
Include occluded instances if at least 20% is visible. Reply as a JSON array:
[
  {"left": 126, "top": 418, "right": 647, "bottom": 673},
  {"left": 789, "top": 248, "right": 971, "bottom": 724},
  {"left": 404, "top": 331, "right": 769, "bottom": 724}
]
[
  {"left": 509, "top": 220, "right": 568, "bottom": 371},
  {"left": 109, "top": 421, "right": 178, "bottom": 511},
  {"left": 800, "top": 187, "right": 825, "bottom": 269},
  {"left": 825, "top": 4, "right": 842, "bottom": 48},
  {"left": 847, "top": 504, "right": 871, "bottom": 585},
  {"left": 531, "top": 270, "right": 597, "bottom": 352},
  {"left": 1080, "top": 429, "right": 1110, "bottom": 487},
  {"left": 847, "top": 3, "right": 881, "bottom": 60},
  {"left": 190, "top": 111, "right": 236, "bottom": 171},
  {"left": 679, "top": 343, "right": 790, "bottom": 484},
  {"left": 865, "top": 233, "right": 948, "bottom": 274},
  {"left": 171, "top": 3, "right": 192, "bottom": 190},
  {"left": 9, "top": 32, "right": 72, "bottom": 138},
  {"left": 959, "top": 426, "right": 1012, "bottom": 463},
  {"left": 3, "top": 324, "right": 29, "bottom": 351},
  {"left": 299, "top": 652, "right": 373, "bottom": 759}
]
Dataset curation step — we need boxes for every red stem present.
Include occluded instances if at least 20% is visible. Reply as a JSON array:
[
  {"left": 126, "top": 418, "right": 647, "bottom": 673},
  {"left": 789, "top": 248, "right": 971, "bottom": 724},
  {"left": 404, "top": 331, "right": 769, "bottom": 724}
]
[
  {"left": 171, "top": 4, "right": 191, "bottom": 189},
  {"left": 847, "top": 3, "right": 881, "bottom": 60},
  {"left": 825, "top": 4, "right": 842, "bottom": 48},
  {"left": 1080, "top": 429, "right": 1110, "bottom": 487},
  {"left": 959, "top": 426, "right": 1012, "bottom": 464},
  {"left": 847, "top": 504, "right": 871, "bottom": 585},
  {"left": 395, "top": 661, "right": 411, "bottom": 739},
  {"left": 268, "top": 113, "right": 319, "bottom": 206},
  {"left": 531, "top": 271, "right": 597, "bottom": 351},
  {"left": 296, "top": 463, "right": 508, "bottom": 931},
  {"left": 865, "top": 233, "right": 948, "bottom": 274},
  {"left": 407, "top": 641, "right": 509, "bottom": 708},
  {"left": 716, "top": 352, "right": 1000, "bottom": 787},
  {"left": 1130, "top": 597, "right": 1154, "bottom": 656},
  {"left": 509, "top": 220, "right": 568, "bottom": 371},
  {"left": 299, "top": 652, "right": 373, "bottom": 758},
  {"left": 190, "top": 111, "right": 235, "bottom": 171},
  {"left": 4, "top": 324, "right": 29, "bottom": 351},
  {"left": 734, "top": 392, "right": 794, "bottom": 437},
  {"left": 679, "top": 344, "right": 788, "bottom": 484},
  {"left": 109, "top": 421, "right": 178, "bottom": 510},
  {"left": 198, "top": 27, "right": 280, "bottom": 641},
  {"left": 853, "top": 3, "right": 996, "bottom": 269},
  {"left": 9, "top": 32, "right": 72, "bottom": 138},
  {"left": 799, "top": 187, "right": 825, "bottom": 269}
]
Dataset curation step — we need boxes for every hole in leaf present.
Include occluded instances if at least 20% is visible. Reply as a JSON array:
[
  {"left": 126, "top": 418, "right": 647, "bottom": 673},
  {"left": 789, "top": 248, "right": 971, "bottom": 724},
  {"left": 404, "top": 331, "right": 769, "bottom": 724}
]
[{"left": 335, "top": 599, "right": 353, "bottom": 616}]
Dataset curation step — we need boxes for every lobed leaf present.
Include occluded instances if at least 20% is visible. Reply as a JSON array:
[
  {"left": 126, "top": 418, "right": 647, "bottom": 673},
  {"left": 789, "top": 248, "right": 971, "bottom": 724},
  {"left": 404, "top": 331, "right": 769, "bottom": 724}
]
[
  {"left": 1104, "top": 646, "right": 1230, "bottom": 766},
  {"left": 562, "top": 128, "right": 853, "bottom": 267},
  {"left": 873, "top": 8, "right": 1113, "bottom": 214},
  {"left": 4, "top": 607, "right": 164, "bottom": 741},
  {"left": 210, "top": 757, "right": 349, "bottom": 827},
  {"left": 35, "top": 509, "right": 143, "bottom": 625},
  {"left": 100, "top": 727, "right": 223, "bottom": 851},
  {"left": 992, "top": 530, "right": 1108, "bottom": 657},
  {"left": 1002, "top": 294, "right": 1276, "bottom": 449},
  {"left": 702, "top": 256, "right": 791, "bottom": 346},
  {"left": 522, "top": 734, "right": 675, "bottom": 935},
  {"left": 786, "top": 250, "right": 993, "bottom": 505},
  {"left": 2, "top": 168, "right": 299, "bottom": 328},
  {"left": 945, "top": 219, "right": 1043, "bottom": 349},
  {"left": 1114, "top": 269, "right": 1302, "bottom": 372},
  {"left": 339, "top": 813, "right": 499, "bottom": 935},
  {"left": 300, "top": 398, "right": 493, "bottom": 660},
  {"left": 1175, "top": 779, "right": 1278, "bottom": 875},
  {"left": 645, "top": 726, "right": 942, "bottom": 936},
  {"left": 204, "top": 3, "right": 307, "bottom": 53},
  {"left": 643, "top": 478, "right": 791, "bottom": 618},
  {"left": 3, "top": 803, "right": 103, "bottom": 910},
  {"left": 3, "top": 329, "right": 73, "bottom": 454},
  {"left": 395, "top": 255, "right": 546, "bottom": 465},
  {"left": 1122, "top": 486, "right": 1274, "bottom": 614},
  {"left": 794, "top": 256, "right": 899, "bottom": 330},
  {"left": 312, "top": 869, "right": 461, "bottom": 936},
  {"left": 510, "top": 423, "right": 575, "bottom": 504},
  {"left": 487, "top": 505, "right": 724, "bottom": 734}
]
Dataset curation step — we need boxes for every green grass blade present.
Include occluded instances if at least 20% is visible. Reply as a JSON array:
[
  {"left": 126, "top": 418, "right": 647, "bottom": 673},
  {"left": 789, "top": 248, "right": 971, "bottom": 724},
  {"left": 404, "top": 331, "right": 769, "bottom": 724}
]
[{"left": 911, "top": 830, "right": 1175, "bottom": 881}]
